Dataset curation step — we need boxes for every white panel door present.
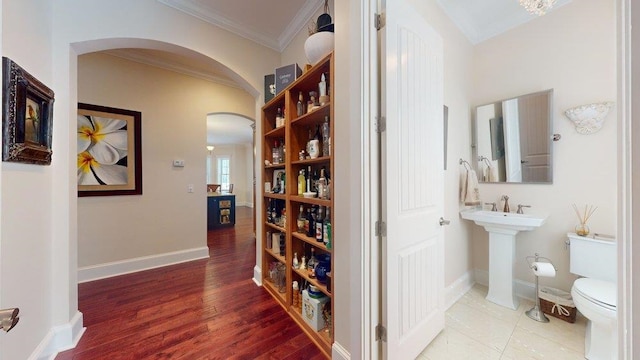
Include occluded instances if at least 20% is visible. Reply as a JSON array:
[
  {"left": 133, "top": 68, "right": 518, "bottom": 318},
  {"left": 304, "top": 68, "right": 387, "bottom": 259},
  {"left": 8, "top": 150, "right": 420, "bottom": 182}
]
[{"left": 381, "top": 1, "right": 445, "bottom": 358}]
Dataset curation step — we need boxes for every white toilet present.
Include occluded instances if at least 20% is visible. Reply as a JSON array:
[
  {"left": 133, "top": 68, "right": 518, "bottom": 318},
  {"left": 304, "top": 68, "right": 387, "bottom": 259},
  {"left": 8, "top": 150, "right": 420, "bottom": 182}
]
[{"left": 568, "top": 233, "right": 617, "bottom": 360}]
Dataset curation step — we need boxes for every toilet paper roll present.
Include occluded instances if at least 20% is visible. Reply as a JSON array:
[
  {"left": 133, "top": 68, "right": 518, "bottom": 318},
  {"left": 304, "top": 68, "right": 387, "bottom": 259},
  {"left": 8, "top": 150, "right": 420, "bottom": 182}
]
[{"left": 532, "top": 262, "right": 556, "bottom": 277}]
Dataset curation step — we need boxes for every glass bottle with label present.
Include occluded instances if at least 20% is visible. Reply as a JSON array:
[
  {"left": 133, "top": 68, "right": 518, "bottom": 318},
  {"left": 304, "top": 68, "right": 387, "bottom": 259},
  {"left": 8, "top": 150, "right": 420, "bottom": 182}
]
[
  {"left": 297, "top": 205, "right": 305, "bottom": 233},
  {"left": 298, "top": 169, "right": 306, "bottom": 195},
  {"left": 296, "top": 91, "right": 304, "bottom": 116},
  {"left": 322, "top": 116, "right": 330, "bottom": 157},
  {"left": 323, "top": 207, "right": 332, "bottom": 249},
  {"left": 315, "top": 206, "right": 324, "bottom": 243}
]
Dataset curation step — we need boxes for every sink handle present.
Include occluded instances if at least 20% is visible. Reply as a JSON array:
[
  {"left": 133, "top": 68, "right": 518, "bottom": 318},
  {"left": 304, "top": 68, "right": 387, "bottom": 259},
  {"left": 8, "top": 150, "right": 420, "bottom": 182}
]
[
  {"left": 484, "top": 202, "right": 497, "bottom": 212},
  {"left": 517, "top": 204, "right": 531, "bottom": 214}
]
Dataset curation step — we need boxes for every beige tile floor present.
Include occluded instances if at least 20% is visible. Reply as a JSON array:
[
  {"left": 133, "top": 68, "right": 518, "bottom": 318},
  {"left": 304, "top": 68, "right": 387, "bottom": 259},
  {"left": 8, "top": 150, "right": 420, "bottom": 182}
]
[{"left": 418, "top": 284, "right": 587, "bottom": 360}]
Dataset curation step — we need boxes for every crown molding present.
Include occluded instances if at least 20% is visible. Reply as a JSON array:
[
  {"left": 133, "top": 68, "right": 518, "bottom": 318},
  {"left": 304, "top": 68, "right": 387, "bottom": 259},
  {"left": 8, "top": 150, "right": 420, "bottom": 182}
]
[{"left": 277, "top": 0, "right": 324, "bottom": 51}]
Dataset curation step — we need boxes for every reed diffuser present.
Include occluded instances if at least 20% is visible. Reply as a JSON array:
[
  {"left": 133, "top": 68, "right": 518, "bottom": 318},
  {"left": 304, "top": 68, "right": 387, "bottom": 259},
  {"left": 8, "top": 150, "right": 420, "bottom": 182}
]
[{"left": 572, "top": 204, "right": 597, "bottom": 236}]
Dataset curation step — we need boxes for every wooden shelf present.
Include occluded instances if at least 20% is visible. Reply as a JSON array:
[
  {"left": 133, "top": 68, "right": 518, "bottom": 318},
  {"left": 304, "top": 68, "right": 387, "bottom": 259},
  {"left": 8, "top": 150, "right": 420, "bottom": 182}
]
[
  {"left": 292, "top": 232, "right": 331, "bottom": 252},
  {"left": 264, "top": 192, "right": 286, "bottom": 200},
  {"left": 264, "top": 163, "right": 285, "bottom": 170},
  {"left": 291, "top": 103, "right": 331, "bottom": 127},
  {"left": 289, "top": 195, "right": 331, "bottom": 207},
  {"left": 265, "top": 247, "right": 286, "bottom": 264},
  {"left": 290, "top": 310, "right": 332, "bottom": 357},
  {"left": 293, "top": 268, "right": 331, "bottom": 298},
  {"left": 265, "top": 222, "right": 286, "bottom": 232},
  {"left": 264, "top": 125, "right": 285, "bottom": 138},
  {"left": 291, "top": 156, "right": 331, "bottom": 166},
  {"left": 263, "top": 280, "right": 286, "bottom": 305}
]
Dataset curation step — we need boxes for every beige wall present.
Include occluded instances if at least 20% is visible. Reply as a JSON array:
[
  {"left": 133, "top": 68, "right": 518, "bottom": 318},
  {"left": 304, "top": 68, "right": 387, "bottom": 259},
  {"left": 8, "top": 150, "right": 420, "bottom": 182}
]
[
  {"left": 471, "top": 0, "right": 617, "bottom": 292},
  {"left": 208, "top": 144, "right": 253, "bottom": 206},
  {"left": 0, "top": 0, "right": 56, "bottom": 359},
  {"left": 77, "top": 52, "right": 255, "bottom": 267}
]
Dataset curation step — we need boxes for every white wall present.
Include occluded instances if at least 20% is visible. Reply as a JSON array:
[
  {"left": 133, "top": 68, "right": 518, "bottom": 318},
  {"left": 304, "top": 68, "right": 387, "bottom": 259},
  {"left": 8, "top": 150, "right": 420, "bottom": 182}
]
[
  {"left": 0, "top": 1, "right": 57, "bottom": 359},
  {"left": 77, "top": 52, "right": 255, "bottom": 268},
  {"left": 471, "top": 0, "right": 617, "bottom": 292},
  {"left": 208, "top": 143, "right": 253, "bottom": 206}
]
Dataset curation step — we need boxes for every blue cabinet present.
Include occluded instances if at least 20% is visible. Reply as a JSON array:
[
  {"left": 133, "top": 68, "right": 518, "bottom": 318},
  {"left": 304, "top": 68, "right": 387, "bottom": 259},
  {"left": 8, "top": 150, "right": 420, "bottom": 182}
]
[{"left": 207, "top": 193, "right": 235, "bottom": 229}]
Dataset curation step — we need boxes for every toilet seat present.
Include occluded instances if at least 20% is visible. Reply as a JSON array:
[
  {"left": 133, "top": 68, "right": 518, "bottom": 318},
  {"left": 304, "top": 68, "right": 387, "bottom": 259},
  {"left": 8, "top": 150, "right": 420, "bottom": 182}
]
[{"left": 573, "top": 278, "right": 616, "bottom": 311}]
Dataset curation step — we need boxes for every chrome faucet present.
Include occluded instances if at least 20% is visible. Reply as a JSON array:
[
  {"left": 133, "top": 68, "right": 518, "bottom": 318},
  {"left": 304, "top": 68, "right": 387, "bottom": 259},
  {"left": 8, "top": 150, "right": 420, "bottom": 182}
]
[
  {"left": 485, "top": 202, "right": 498, "bottom": 211},
  {"left": 517, "top": 204, "right": 531, "bottom": 214},
  {"left": 502, "top": 195, "right": 510, "bottom": 213}
]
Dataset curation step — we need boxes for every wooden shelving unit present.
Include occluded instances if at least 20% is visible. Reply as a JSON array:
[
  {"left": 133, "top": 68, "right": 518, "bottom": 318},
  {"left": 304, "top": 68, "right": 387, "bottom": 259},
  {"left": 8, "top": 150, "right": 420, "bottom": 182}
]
[{"left": 261, "top": 52, "right": 334, "bottom": 357}]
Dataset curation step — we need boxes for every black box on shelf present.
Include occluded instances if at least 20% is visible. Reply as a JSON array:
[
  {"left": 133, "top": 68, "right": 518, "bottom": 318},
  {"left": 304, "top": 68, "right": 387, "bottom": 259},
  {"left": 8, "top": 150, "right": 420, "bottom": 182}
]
[
  {"left": 275, "top": 63, "right": 302, "bottom": 95},
  {"left": 264, "top": 74, "right": 275, "bottom": 103}
]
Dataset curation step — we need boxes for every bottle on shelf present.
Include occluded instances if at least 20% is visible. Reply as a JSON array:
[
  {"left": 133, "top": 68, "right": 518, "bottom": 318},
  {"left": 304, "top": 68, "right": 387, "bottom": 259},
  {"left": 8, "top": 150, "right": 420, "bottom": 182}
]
[
  {"left": 308, "top": 247, "right": 318, "bottom": 270},
  {"left": 315, "top": 206, "right": 324, "bottom": 243},
  {"left": 323, "top": 207, "right": 332, "bottom": 249},
  {"left": 307, "top": 125, "right": 320, "bottom": 159},
  {"left": 267, "top": 199, "right": 273, "bottom": 224},
  {"left": 298, "top": 169, "right": 306, "bottom": 195},
  {"left": 319, "top": 73, "right": 328, "bottom": 106},
  {"left": 276, "top": 107, "right": 284, "bottom": 128},
  {"left": 297, "top": 205, "right": 306, "bottom": 233},
  {"left": 306, "top": 207, "right": 315, "bottom": 238},
  {"left": 296, "top": 91, "right": 304, "bottom": 117},
  {"left": 306, "top": 165, "right": 312, "bottom": 193},
  {"left": 322, "top": 116, "right": 330, "bottom": 157},
  {"left": 293, "top": 252, "right": 300, "bottom": 269},
  {"left": 272, "top": 140, "right": 280, "bottom": 164},
  {"left": 317, "top": 168, "right": 328, "bottom": 200},
  {"left": 279, "top": 233, "right": 285, "bottom": 256}
]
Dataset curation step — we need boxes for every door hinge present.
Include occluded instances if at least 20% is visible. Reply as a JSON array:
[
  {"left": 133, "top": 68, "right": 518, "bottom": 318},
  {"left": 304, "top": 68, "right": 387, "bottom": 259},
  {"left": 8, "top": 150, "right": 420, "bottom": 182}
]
[
  {"left": 376, "top": 324, "right": 387, "bottom": 342},
  {"left": 375, "top": 221, "right": 387, "bottom": 237},
  {"left": 375, "top": 12, "right": 385, "bottom": 30},
  {"left": 376, "top": 116, "right": 386, "bottom": 133}
]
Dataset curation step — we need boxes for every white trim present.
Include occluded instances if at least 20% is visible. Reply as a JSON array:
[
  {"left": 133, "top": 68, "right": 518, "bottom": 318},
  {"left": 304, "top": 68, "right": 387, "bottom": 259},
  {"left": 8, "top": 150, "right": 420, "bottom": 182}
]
[
  {"left": 473, "top": 269, "right": 537, "bottom": 302},
  {"left": 445, "top": 270, "right": 475, "bottom": 309},
  {"left": 78, "top": 247, "right": 209, "bottom": 283},
  {"left": 332, "top": 341, "right": 351, "bottom": 360},
  {"left": 29, "top": 311, "right": 85, "bottom": 360},
  {"left": 253, "top": 265, "right": 262, "bottom": 286},
  {"left": 618, "top": 0, "right": 633, "bottom": 357},
  {"left": 237, "top": 201, "right": 253, "bottom": 208}
]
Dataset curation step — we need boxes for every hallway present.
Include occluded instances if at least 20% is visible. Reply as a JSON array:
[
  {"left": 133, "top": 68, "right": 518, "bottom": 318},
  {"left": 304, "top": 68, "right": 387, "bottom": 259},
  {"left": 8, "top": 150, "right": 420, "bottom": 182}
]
[{"left": 57, "top": 207, "right": 324, "bottom": 359}]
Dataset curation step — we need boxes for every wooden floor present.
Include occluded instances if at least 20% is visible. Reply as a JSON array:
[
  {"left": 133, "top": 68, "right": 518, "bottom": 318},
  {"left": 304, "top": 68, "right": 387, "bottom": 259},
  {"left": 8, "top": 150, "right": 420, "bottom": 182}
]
[{"left": 56, "top": 207, "right": 325, "bottom": 360}]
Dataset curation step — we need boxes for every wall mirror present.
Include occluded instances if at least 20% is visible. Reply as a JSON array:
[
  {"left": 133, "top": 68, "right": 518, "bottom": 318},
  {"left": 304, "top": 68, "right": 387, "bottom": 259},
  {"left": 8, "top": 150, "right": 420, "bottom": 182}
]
[{"left": 473, "top": 89, "right": 553, "bottom": 184}]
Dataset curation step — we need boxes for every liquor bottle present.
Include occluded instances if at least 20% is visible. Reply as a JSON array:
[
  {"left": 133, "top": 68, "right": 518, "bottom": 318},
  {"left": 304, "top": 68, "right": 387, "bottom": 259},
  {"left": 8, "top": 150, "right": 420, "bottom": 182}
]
[
  {"left": 296, "top": 91, "right": 304, "bottom": 116},
  {"left": 298, "top": 169, "right": 306, "bottom": 195},
  {"left": 267, "top": 199, "right": 273, "bottom": 223},
  {"left": 306, "top": 165, "right": 312, "bottom": 192},
  {"left": 312, "top": 168, "right": 319, "bottom": 195},
  {"left": 271, "top": 200, "right": 278, "bottom": 225},
  {"left": 272, "top": 140, "right": 279, "bottom": 164},
  {"left": 322, "top": 116, "right": 330, "bottom": 157},
  {"left": 317, "top": 168, "right": 328, "bottom": 200},
  {"left": 306, "top": 207, "right": 315, "bottom": 238},
  {"left": 279, "top": 233, "right": 285, "bottom": 256},
  {"left": 276, "top": 107, "right": 284, "bottom": 128},
  {"left": 315, "top": 206, "right": 324, "bottom": 243},
  {"left": 323, "top": 207, "right": 332, "bottom": 249},
  {"left": 297, "top": 205, "right": 305, "bottom": 233},
  {"left": 308, "top": 247, "right": 318, "bottom": 270},
  {"left": 293, "top": 252, "right": 299, "bottom": 269},
  {"left": 280, "top": 171, "right": 286, "bottom": 194}
]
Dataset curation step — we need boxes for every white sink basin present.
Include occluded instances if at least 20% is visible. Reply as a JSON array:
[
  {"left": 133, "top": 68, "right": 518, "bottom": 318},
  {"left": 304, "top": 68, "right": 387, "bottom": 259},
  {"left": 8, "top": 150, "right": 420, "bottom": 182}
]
[
  {"left": 460, "top": 208, "right": 548, "bottom": 310},
  {"left": 460, "top": 209, "right": 547, "bottom": 232}
]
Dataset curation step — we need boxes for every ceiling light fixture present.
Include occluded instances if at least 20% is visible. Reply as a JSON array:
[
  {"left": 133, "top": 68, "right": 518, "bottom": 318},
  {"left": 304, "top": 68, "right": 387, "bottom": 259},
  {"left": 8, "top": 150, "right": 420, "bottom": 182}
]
[
  {"left": 519, "top": 0, "right": 556, "bottom": 16},
  {"left": 206, "top": 145, "right": 214, "bottom": 152}
]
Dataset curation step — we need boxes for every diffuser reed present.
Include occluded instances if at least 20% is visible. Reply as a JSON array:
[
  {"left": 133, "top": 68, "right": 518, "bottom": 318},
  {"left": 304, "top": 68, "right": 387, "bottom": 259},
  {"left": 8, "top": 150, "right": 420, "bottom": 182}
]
[{"left": 572, "top": 204, "right": 597, "bottom": 236}]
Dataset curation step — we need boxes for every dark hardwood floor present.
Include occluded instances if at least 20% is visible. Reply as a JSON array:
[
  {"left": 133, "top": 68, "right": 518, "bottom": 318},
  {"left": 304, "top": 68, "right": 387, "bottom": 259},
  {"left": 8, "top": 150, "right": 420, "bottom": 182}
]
[{"left": 56, "top": 206, "right": 325, "bottom": 360}]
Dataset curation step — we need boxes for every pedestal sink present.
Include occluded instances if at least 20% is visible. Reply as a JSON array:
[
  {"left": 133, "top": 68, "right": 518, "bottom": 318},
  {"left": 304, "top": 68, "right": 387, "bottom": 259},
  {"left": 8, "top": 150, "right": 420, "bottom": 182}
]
[{"left": 460, "top": 208, "right": 548, "bottom": 310}]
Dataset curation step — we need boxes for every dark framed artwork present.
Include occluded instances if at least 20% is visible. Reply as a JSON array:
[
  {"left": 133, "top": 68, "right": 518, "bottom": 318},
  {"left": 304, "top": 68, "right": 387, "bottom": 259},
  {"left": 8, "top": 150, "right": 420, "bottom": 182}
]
[
  {"left": 2, "top": 57, "right": 54, "bottom": 165},
  {"left": 77, "top": 103, "right": 142, "bottom": 197}
]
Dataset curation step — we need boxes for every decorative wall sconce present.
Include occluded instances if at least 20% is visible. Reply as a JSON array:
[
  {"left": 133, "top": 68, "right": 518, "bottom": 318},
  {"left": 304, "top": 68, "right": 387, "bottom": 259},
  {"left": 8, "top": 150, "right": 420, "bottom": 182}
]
[
  {"left": 564, "top": 102, "right": 614, "bottom": 135},
  {"left": 207, "top": 145, "right": 214, "bottom": 154}
]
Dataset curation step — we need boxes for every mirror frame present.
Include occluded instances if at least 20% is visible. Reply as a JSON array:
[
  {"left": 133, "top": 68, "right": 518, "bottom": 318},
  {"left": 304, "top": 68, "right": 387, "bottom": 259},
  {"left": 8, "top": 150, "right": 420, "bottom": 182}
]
[{"left": 472, "top": 89, "right": 554, "bottom": 184}]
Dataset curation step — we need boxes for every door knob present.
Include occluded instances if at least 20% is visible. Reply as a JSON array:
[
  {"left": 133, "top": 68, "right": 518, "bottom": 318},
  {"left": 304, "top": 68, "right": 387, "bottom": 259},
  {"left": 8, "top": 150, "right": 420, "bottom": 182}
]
[
  {"left": 0, "top": 308, "right": 19, "bottom": 333},
  {"left": 439, "top": 217, "right": 450, "bottom": 226}
]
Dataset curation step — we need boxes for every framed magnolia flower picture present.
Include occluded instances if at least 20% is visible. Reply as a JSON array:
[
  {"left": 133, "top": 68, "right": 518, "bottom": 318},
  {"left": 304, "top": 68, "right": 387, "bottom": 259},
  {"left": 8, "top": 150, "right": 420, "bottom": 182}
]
[{"left": 77, "top": 103, "right": 142, "bottom": 196}]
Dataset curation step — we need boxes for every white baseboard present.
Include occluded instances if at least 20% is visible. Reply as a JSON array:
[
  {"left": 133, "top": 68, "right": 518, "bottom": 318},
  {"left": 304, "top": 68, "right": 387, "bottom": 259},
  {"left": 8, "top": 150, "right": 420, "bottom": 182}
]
[
  {"left": 237, "top": 202, "right": 254, "bottom": 208},
  {"left": 332, "top": 341, "right": 350, "bottom": 360},
  {"left": 445, "top": 270, "right": 475, "bottom": 310},
  {"left": 473, "top": 269, "right": 536, "bottom": 302},
  {"left": 30, "top": 311, "right": 85, "bottom": 360},
  {"left": 253, "top": 265, "right": 262, "bottom": 286},
  {"left": 78, "top": 247, "right": 210, "bottom": 283}
]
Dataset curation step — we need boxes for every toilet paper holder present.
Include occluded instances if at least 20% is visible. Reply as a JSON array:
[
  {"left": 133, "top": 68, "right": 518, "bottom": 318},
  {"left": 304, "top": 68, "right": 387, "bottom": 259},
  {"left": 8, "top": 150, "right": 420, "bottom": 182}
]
[{"left": 525, "top": 253, "right": 557, "bottom": 323}]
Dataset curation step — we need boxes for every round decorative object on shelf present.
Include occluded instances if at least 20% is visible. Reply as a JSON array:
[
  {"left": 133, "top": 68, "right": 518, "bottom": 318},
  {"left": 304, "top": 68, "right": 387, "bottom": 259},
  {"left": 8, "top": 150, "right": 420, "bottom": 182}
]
[
  {"left": 564, "top": 102, "right": 614, "bottom": 135},
  {"left": 304, "top": 32, "right": 334, "bottom": 65}
]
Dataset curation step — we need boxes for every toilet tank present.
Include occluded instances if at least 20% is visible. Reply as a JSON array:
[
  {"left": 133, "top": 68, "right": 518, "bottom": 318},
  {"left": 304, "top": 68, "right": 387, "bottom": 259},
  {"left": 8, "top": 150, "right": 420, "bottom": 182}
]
[{"left": 568, "top": 233, "right": 617, "bottom": 282}]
